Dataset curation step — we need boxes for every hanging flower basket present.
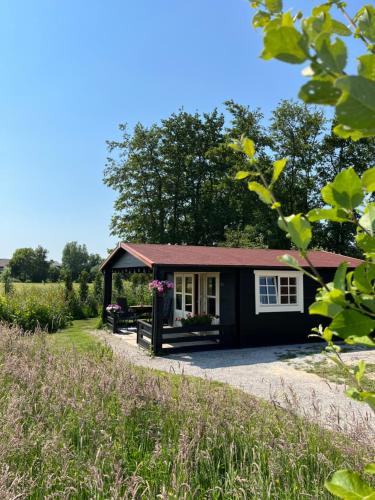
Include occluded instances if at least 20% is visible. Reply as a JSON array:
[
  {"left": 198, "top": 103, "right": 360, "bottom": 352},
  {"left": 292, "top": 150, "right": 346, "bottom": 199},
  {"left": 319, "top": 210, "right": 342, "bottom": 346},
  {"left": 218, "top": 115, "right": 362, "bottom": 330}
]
[
  {"left": 148, "top": 280, "right": 174, "bottom": 296},
  {"left": 106, "top": 304, "right": 122, "bottom": 314}
]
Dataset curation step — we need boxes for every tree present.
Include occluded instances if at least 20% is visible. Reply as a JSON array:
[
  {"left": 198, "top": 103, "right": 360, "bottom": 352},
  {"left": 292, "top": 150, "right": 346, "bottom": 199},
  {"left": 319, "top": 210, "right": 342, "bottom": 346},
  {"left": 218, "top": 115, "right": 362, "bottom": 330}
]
[
  {"left": 314, "top": 127, "right": 375, "bottom": 255},
  {"left": 9, "top": 248, "right": 34, "bottom": 281},
  {"left": 113, "top": 272, "right": 124, "bottom": 300},
  {"left": 9, "top": 246, "right": 50, "bottom": 282},
  {"left": 32, "top": 246, "right": 50, "bottom": 282},
  {"left": 1, "top": 267, "right": 13, "bottom": 296},
  {"left": 93, "top": 271, "right": 103, "bottom": 303},
  {"left": 220, "top": 225, "right": 267, "bottom": 248},
  {"left": 87, "top": 253, "right": 102, "bottom": 280},
  {"left": 105, "top": 100, "right": 375, "bottom": 252},
  {"left": 79, "top": 271, "right": 89, "bottom": 303},
  {"left": 62, "top": 242, "right": 89, "bottom": 281},
  {"left": 245, "top": 1, "right": 375, "bottom": 496}
]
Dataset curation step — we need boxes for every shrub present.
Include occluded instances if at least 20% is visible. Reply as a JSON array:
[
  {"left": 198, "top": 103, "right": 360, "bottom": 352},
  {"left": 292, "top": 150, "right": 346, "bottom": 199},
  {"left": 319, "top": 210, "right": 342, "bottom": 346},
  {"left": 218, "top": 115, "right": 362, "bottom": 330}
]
[
  {"left": 78, "top": 270, "right": 89, "bottom": 303},
  {"left": 1, "top": 268, "right": 13, "bottom": 296},
  {"left": 93, "top": 271, "right": 103, "bottom": 303},
  {"left": 0, "top": 285, "right": 71, "bottom": 332},
  {"left": 0, "top": 284, "right": 101, "bottom": 332},
  {"left": 180, "top": 313, "right": 212, "bottom": 326}
]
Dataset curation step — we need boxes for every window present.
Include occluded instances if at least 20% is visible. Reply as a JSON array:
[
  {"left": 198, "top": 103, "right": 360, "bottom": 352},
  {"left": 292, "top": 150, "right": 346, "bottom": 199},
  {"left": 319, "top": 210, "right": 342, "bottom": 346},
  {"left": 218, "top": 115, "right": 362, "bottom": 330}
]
[
  {"left": 185, "top": 276, "right": 193, "bottom": 312},
  {"left": 206, "top": 276, "right": 218, "bottom": 316},
  {"left": 254, "top": 271, "right": 303, "bottom": 314},
  {"left": 175, "top": 276, "right": 183, "bottom": 310}
]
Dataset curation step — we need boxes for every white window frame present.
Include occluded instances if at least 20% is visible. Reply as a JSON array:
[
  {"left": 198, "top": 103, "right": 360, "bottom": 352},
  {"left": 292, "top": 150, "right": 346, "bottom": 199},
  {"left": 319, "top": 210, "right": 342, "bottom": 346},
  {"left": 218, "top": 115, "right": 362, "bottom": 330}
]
[
  {"left": 174, "top": 273, "right": 195, "bottom": 319},
  {"left": 254, "top": 270, "right": 304, "bottom": 314},
  {"left": 203, "top": 272, "right": 220, "bottom": 317}
]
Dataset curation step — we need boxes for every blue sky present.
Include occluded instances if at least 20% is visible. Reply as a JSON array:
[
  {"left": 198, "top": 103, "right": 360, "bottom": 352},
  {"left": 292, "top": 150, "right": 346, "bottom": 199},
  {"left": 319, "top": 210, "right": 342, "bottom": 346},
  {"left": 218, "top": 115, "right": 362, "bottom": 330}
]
[{"left": 0, "top": 0, "right": 363, "bottom": 260}]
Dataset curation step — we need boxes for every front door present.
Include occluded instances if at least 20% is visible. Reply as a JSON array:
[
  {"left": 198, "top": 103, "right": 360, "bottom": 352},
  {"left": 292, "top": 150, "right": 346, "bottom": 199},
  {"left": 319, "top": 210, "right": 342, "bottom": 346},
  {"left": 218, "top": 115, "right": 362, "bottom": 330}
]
[{"left": 174, "top": 273, "right": 195, "bottom": 320}]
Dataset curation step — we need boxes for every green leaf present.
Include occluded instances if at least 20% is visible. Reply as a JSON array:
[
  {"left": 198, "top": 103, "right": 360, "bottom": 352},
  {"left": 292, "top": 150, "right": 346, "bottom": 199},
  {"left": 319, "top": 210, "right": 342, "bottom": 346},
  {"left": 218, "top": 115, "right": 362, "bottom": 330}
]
[
  {"left": 228, "top": 141, "right": 242, "bottom": 152},
  {"left": 299, "top": 79, "right": 342, "bottom": 105},
  {"left": 322, "top": 167, "right": 363, "bottom": 210},
  {"left": 248, "top": 182, "right": 273, "bottom": 204},
  {"left": 334, "top": 262, "right": 348, "bottom": 291},
  {"left": 355, "top": 5, "right": 375, "bottom": 43},
  {"left": 334, "top": 123, "right": 375, "bottom": 141},
  {"left": 325, "top": 469, "right": 375, "bottom": 499},
  {"left": 278, "top": 253, "right": 304, "bottom": 271},
  {"left": 330, "top": 309, "right": 375, "bottom": 346},
  {"left": 278, "top": 214, "right": 312, "bottom": 250},
  {"left": 359, "top": 203, "right": 375, "bottom": 237},
  {"left": 265, "top": 0, "right": 282, "bottom": 14},
  {"left": 317, "top": 36, "right": 347, "bottom": 73},
  {"left": 353, "top": 262, "right": 375, "bottom": 294},
  {"left": 358, "top": 55, "right": 375, "bottom": 81},
  {"left": 331, "top": 19, "right": 352, "bottom": 36},
  {"left": 272, "top": 158, "right": 287, "bottom": 183},
  {"left": 335, "top": 76, "right": 375, "bottom": 133},
  {"left": 362, "top": 166, "right": 375, "bottom": 192},
  {"left": 253, "top": 10, "right": 271, "bottom": 28},
  {"left": 263, "top": 26, "right": 309, "bottom": 64},
  {"left": 364, "top": 464, "right": 375, "bottom": 475},
  {"left": 346, "top": 388, "right": 375, "bottom": 411},
  {"left": 242, "top": 138, "right": 255, "bottom": 158},
  {"left": 309, "top": 300, "right": 343, "bottom": 318},
  {"left": 308, "top": 207, "right": 349, "bottom": 222},
  {"left": 356, "top": 231, "right": 375, "bottom": 258},
  {"left": 358, "top": 294, "right": 375, "bottom": 314},
  {"left": 354, "top": 360, "right": 366, "bottom": 385},
  {"left": 235, "top": 171, "right": 250, "bottom": 180}
]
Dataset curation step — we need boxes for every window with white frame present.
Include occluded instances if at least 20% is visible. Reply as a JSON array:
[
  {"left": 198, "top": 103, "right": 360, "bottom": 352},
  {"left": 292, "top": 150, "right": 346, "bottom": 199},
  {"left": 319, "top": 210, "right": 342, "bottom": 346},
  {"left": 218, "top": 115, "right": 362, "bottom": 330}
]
[{"left": 254, "top": 270, "right": 304, "bottom": 314}]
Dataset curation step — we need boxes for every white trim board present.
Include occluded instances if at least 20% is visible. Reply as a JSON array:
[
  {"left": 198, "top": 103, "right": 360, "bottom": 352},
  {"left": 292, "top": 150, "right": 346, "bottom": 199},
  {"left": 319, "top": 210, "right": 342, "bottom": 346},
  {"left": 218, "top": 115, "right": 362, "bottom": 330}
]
[{"left": 254, "top": 270, "right": 304, "bottom": 314}]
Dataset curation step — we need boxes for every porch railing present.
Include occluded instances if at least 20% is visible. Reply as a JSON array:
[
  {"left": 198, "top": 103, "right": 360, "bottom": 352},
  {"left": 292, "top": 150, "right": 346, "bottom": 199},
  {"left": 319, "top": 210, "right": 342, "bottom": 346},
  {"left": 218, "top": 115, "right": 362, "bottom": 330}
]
[
  {"left": 137, "top": 320, "right": 152, "bottom": 349},
  {"left": 159, "top": 323, "right": 235, "bottom": 354}
]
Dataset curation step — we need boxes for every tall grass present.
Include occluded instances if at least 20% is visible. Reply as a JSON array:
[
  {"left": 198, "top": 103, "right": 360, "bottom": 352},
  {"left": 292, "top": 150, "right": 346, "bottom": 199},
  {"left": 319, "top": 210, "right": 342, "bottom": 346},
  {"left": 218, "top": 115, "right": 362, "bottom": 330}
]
[
  {"left": 0, "top": 284, "right": 99, "bottom": 332},
  {"left": 0, "top": 284, "right": 71, "bottom": 331},
  {"left": 0, "top": 322, "right": 372, "bottom": 499}
]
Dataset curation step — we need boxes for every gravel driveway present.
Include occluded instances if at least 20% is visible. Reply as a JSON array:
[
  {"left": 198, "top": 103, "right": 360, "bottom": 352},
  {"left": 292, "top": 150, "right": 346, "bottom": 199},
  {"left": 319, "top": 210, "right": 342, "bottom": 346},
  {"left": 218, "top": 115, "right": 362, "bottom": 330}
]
[{"left": 93, "top": 329, "right": 375, "bottom": 442}]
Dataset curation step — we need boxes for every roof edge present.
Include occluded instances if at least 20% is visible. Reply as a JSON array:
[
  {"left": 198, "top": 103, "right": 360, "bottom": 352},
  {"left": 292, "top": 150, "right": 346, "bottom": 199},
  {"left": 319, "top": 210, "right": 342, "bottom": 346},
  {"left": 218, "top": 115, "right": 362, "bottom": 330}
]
[
  {"left": 120, "top": 243, "right": 154, "bottom": 267},
  {"left": 100, "top": 243, "right": 153, "bottom": 271}
]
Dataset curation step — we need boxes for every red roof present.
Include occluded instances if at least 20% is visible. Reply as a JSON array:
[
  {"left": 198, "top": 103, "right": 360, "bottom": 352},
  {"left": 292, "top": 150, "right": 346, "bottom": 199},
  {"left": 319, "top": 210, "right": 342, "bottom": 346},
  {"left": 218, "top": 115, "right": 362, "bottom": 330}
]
[{"left": 102, "top": 243, "right": 363, "bottom": 269}]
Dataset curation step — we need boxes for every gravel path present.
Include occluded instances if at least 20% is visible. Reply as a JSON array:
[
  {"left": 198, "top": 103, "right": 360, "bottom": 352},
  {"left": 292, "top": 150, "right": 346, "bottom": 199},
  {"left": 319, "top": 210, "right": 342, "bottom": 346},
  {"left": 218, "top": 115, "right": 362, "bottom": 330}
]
[{"left": 93, "top": 329, "right": 375, "bottom": 441}]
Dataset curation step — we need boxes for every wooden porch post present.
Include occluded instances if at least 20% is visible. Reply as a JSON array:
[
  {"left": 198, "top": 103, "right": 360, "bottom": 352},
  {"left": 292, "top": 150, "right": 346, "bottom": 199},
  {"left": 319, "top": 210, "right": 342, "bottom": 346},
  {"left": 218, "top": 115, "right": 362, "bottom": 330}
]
[
  {"left": 102, "top": 269, "right": 112, "bottom": 321},
  {"left": 151, "top": 266, "right": 163, "bottom": 354}
]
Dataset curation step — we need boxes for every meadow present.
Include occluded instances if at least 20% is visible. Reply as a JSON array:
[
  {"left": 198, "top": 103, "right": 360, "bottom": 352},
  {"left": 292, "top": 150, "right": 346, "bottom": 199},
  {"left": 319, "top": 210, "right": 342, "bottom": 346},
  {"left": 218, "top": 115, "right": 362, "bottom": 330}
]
[
  {"left": 0, "top": 319, "right": 372, "bottom": 499},
  {"left": 0, "top": 279, "right": 103, "bottom": 329}
]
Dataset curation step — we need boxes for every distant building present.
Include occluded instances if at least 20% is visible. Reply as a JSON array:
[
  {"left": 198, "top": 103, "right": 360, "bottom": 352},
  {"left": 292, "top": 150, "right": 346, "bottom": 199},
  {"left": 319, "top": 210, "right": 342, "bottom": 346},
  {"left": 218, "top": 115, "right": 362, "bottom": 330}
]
[{"left": 0, "top": 259, "right": 10, "bottom": 272}]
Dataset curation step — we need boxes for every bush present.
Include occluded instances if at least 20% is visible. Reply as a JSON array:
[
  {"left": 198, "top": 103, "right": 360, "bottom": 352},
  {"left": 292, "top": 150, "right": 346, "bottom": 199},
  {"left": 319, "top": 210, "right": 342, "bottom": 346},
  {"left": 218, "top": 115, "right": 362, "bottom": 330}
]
[
  {"left": 0, "top": 285, "right": 71, "bottom": 332},
  {"left": 0, "top": 284, "right": 101, "bottom": 333},
  {"left": 123, "top": 280, "right": 151, "bottom": 306}
]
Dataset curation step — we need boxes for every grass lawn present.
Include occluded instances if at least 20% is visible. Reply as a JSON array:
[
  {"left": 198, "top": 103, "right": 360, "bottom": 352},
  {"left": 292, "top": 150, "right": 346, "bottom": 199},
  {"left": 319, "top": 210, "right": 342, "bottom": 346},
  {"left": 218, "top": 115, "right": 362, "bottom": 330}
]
[
  {"left": 301, "top": 358, "right": 375, "bottom": 392},
  {"left": 0, "top": 320, "right": 373, "bottom": 498},
  {"left": 48, "top": 317, "right": 101, "bottom": 353}
]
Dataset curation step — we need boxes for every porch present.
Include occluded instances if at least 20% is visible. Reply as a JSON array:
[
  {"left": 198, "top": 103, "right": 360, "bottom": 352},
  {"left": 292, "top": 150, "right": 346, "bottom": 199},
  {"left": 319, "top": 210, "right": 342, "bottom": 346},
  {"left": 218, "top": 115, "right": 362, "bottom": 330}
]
[
  {"left": 115, "top": 319, "right": 235, "bottom": 355},
  {"left": 101, "top": 244, "right": 236, "bottom": 355}
]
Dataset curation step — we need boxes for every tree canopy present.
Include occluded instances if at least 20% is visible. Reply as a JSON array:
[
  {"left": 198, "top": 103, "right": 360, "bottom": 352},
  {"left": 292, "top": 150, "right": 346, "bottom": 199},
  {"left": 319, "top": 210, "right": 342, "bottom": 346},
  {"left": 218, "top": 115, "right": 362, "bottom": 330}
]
[
  {"left": 104, "top": 99, "right": 375, "bottom": 255},
  {"left": 9, "top": 246, "right": 50, "bottom": 282},
  {"left": 62, "top": 242, "right": 102, "bottom": 281}
]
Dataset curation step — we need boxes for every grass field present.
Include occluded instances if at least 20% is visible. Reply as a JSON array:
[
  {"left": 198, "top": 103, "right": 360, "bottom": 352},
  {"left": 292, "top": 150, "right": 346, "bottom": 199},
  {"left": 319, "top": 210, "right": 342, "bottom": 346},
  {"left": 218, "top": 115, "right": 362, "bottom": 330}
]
[
  {"left": 301, "top": 359, "right": 375, "bottom": 392},
  {"left": 48, "top": 318, "right": 101, "bottom": 352},
  {"left": 0, "top": 320, "right": 372, "bottom": 498}
]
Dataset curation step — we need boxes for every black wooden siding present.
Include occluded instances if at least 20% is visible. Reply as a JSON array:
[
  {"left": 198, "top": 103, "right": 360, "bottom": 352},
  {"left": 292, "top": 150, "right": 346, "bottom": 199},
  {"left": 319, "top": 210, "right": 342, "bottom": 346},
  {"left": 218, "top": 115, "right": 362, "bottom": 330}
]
[
  {"left": 159, "top": 265, "right": 334, "bottom": 348},
  {"left": 238, "top": 268, "right": 333, "bottom": 346}
]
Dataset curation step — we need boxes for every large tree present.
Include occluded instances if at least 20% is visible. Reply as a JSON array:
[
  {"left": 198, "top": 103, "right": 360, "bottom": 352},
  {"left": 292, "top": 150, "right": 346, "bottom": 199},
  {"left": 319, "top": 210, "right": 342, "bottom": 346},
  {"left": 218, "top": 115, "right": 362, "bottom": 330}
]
[
  {"left": 9, "top": 246, "right": 50, "bottom": 282},
  {"left": 62, "top": 242, "right": 89, "bottom": 281},
  {"left": 104, "top": 100, "right": 375, "bottom": 253}
]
